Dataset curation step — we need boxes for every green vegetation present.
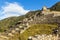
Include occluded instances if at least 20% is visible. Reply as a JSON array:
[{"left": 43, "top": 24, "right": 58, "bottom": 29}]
[
  {"left": 20, "top": 24, "right": 58, "bottom": 40},
  {"left": 0, "top": 2, "right": 60, "bottom": 40},
  {"left": 0, "top": 1, "right": 60, "bottom": 32},
  {"left": 0, "top": 10, "right": 41, "bottom": 32},
  {"left": 0, "top": 16, "right": 25, "bottom": 32}
]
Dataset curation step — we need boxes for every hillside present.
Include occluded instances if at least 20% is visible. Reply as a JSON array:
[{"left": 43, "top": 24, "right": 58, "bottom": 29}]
[
  {"left": 50, "top": 2, "right": 60, "bottom": 11},
  {"left": 1, "top": 2, "right": 60, "bottom": 32},
  {"left": 0, "top": 10, "right": 41, "bottom": 32},
  {"left": 0, "top": 2, "right": 60, "bottom": 31},
  {"left": 0, "top": 16, "right": 25, "bottom": 32},
  {"left": 20, "top": 24, "right": 58, "bottom": 40},
  {"left": 0, "top": 2, "right": 60, "bottom": 40}
]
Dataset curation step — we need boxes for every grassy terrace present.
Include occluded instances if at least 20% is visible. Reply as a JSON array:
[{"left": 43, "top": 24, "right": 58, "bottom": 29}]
[{"left": 19, "top": 24, "right": 58, "bottom": 40}]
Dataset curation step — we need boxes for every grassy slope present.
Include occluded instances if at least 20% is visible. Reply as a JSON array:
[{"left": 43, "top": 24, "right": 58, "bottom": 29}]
[
  {"left": 0, "top": 16, "right": 25, "bottom": 32},
  {"left": 0, "top": 10, "right": 41, "bottom": 32},
  {"left": 0, "top": 2, "right": 60, "bottom": 32},
  {"left": 20, "top": 24, "right": 58, "bottom": 40}
]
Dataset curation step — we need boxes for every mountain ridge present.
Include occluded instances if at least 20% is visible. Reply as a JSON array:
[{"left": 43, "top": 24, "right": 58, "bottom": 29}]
[{"left": 50, "top": 2, "right": 60, "bottom": 11}]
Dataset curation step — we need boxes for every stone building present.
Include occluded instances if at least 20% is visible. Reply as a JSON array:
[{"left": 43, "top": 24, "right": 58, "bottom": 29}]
[{"left": 42, "top": 6, "right": 60, "bottom": 17}]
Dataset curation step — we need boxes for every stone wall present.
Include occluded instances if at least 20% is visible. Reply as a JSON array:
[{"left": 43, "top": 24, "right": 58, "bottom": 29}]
[
  {"left": 42, "top": 6, "right": 60, "bottom": 17},
  {"left": 28, "top": 34, "right": 59, "bottom": 40}
]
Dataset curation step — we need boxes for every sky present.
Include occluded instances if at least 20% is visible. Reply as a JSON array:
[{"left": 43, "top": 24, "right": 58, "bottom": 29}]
[{"left": 0, "top": 0, "right": 60, "bottom": 20}]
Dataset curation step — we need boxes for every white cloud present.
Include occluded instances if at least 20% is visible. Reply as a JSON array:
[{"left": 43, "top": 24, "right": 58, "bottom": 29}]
[{"left": 0, "top": 2, "right": 29, "bottom": 20}]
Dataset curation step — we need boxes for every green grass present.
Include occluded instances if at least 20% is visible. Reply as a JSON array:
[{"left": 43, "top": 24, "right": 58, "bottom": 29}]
[
  {"left": 0, "top": 10, "right": 41, "bottom": 32},
  {"left": 19, "top": 24, "right": 58, "bottom": 40}
]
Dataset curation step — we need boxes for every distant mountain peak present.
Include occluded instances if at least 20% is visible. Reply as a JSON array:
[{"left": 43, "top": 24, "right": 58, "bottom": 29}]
[
  {"left": 56, "top": 2, "right": 60, "bottom": 4},
  {"left": 50, "top": 2, "right": 60, "bottom": 11}
]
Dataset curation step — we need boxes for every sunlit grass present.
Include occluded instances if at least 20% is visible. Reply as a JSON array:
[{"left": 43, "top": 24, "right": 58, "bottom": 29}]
[{"left": 19, "top": 24, "right": 58, "bottom": 40}]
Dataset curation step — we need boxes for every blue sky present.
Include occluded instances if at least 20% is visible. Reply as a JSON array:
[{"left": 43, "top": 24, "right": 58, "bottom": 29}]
[{"left": 0, "top": 0, "right": 60, "bottom": 20}]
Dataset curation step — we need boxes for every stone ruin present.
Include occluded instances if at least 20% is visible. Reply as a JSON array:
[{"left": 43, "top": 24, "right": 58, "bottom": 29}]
[
  {"left": 28, "top": 34, "right": 59, "bottom": 40},
  {"left": 42, "top": 6, "right": 60, "bottom": 17}
]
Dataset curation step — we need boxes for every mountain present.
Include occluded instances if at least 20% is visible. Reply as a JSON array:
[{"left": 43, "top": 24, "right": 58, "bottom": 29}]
[
  {"left": 1, "top": 1, "right": 60, "bottom": 31},
  {"left": 50, "top": 2, "right": 60, "bottom": 11},
  {"left": 0, "top": 2, "right": 60, "bottom": 40}
]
